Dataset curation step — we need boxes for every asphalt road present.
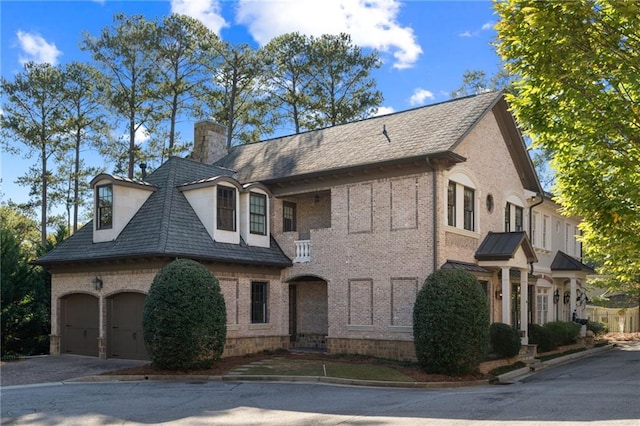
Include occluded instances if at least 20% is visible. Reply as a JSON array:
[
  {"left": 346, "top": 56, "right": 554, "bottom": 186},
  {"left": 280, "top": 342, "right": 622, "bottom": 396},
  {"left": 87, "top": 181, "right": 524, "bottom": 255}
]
[{"left": 1, "top": 342, "right": 638, "bottom": 425}]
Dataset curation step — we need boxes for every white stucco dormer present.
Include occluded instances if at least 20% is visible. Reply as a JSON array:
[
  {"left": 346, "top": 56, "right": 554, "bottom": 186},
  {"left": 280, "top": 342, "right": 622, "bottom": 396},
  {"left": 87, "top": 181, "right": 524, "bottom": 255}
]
[
  {"left": 240, "top": 183, "right": 272, "bottom": 248},
  {"left": 179, "top": 176, "right": 243, "bottom": 245},
  {"left": 90, "top": 174, "right": 157, "bottom": 243}
]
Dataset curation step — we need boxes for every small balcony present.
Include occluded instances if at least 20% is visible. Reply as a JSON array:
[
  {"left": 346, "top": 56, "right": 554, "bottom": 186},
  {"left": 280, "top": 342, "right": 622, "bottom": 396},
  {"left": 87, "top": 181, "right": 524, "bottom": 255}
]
[{"left": 294, "top": 240, "right": 311, "bottom": 263}]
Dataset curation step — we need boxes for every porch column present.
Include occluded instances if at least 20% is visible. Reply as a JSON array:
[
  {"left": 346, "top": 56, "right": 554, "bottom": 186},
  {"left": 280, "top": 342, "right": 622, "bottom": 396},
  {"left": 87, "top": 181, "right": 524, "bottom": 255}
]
[
  {"left": 570, "top": 278, "right": 577, "bottom": 321},
  {"left": 501, "top": 267, "right": 511, "bottom": 325},
  {"left": 520, "top": 268, "right": 528, "bottom": 344}
]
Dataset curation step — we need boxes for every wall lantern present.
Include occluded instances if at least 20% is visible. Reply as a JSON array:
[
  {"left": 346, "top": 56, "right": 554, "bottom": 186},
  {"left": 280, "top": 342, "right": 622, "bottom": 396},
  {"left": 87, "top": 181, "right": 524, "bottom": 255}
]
[
  {"left": 553, "top": 289, "right": 560, "bottom": 304},
  {"left": 92, "top": 276, "right": 103, "bottom": 291},
  {"left": 563, "top": 291, "right": 571, "bottom": 304},
  {"left": 495, "top": 289, "right": 503, "bottom": 300}
]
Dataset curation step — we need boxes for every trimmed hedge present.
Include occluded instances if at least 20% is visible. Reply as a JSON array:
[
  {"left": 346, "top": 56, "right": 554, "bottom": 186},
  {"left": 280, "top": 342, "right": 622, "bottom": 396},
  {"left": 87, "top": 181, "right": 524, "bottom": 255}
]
[
  {"left": 413, "top": 268, "right": 490, "bottom": 375},
  {"left": 586, "top": 320, "right": 608, "bottom": 335},
  {"left": 143, "top": 259, "right": 226, "bottom": 370},
  {"left": 528, "top": 323, "right": 555, "bottom": 352},
  {"left": 490, "top": 323, "right": 521, "bottom": 358},
  {"left": 544, "top": 321, "right": 581, "bottom": 347}
]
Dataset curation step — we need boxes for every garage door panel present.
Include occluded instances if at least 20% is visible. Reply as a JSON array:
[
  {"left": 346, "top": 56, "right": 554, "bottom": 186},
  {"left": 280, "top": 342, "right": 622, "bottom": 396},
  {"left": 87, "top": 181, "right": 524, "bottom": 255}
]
[
  {"left": 61, "top": 294, "right": 99, "bottom": 357},
  {"left": 107, "top": 293, "right": 148, "bottom": 360}
]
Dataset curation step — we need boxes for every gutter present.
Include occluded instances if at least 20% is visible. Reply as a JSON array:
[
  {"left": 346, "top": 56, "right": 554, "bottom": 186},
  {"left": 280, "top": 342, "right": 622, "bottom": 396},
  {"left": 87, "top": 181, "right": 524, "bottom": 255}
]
[
  {"left": 528, "top": 193, "right": 544, "bottom": 274},
  {"left": 426, "top": 157, "right": 438, "bottom": 272}
]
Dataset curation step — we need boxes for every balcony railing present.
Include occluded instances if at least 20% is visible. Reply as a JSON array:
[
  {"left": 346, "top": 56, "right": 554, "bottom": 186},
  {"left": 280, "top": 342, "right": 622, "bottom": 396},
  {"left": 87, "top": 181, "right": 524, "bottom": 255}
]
[{"left": 294, "top": 240, "right": 311, "bottom": 263}]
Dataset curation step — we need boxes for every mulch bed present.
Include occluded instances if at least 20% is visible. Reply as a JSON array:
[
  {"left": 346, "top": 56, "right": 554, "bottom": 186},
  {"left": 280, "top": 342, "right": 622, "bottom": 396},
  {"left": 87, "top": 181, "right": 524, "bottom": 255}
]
[{"left": 102, "top": 351, "right": 486, "bottom": 382}]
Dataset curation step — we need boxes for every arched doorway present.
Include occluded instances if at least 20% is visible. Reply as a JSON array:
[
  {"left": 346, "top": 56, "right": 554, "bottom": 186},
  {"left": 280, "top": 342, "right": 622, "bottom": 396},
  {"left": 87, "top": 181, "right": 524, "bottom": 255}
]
[
  {"left": 60, "top": 293, "right": 99, "bottom": 356},
  {"left": 288, "top": 275, "right": 328, "bottom": 349},
  {"left": 107, "top": 292, "right": 148, "bottom": 360}
]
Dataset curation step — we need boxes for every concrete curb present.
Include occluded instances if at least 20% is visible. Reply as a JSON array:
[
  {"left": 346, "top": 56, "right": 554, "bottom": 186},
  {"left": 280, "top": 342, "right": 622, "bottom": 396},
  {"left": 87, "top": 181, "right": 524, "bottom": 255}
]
[
  {"left": 68, "top": 373, "right": 488, "bottom": 389},
  {"left": 66, "top": 344, "right": 616, "bottom": 389},
  {"left": 495, "top": 344, "right": 615, "bottom": 383}
]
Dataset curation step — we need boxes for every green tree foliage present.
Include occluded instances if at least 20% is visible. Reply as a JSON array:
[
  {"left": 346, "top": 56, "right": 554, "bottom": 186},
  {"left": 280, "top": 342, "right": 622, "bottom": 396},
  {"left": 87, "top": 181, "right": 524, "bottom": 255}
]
[
  {"left": 306, "top": 33, "right": 383, "bottom": 128},
  {"left": 143, "top": 259, "right": 226, "bottom": 370},
  {"left": 153, "top": 14, "right": 221, "bottom": 158},
  {"left": 60, "top": 61, "right": 109, "bottom": 232},
  {"left": 263, "top": 32, "right": 314, "bottom": 134},
  {"left": 204, "top": 42, "right": 276, "bottom": 147},
  {"left": 489, "top": 322, "right": 521, "bottom": 358},
  {"left": 82, "top": 13, "right": 160, "bottom": 178},
  {"left": 413, "top": 269, "right": 490, "bottom": 375},
  {"left": 0, "top": 62, "right": 67, "bottom": 247},
  {"left": 0, "top": 207, "right": 51, "bottom": 357},
  {"left": 495, "top": 1, "right": 640, "bottom": 288}
]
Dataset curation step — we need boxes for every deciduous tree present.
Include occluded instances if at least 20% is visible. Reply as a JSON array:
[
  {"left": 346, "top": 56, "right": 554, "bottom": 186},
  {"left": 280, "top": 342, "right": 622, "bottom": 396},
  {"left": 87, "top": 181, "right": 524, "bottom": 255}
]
[{"left": 495, "top": 1, "right": 640, "bottom": 288}]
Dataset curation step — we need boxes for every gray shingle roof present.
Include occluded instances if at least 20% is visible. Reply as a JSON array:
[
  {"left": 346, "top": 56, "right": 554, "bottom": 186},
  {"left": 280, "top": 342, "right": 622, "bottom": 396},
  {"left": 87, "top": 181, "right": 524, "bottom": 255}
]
[
  {"left": 215, "top": 91, "right": 504, "bottom": 182},
  {"left": 35, "top": 157, "right": 292, "bottom": 268},
  {"left": 441, "top": 260, "right": 492, "bottom": 274}
]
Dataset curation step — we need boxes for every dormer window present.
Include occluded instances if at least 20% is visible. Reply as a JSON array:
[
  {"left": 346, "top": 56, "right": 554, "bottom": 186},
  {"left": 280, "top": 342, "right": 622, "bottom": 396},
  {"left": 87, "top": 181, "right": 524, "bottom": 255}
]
[
  {"left": 96, "top": 184, "right": 113, "bottom": 230},
  {"left": 217, "top": 186, "right": 236, "bottom": 231},
  {"left": 250, "top": 193, "right": 267, "bottom": 235}
]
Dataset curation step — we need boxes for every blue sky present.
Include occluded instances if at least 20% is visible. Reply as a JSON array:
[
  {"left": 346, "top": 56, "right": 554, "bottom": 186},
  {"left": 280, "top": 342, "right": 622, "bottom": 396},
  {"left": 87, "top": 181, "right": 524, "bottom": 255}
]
[{"left": 1, "top": 0, "right": 501, "bottom": 214}]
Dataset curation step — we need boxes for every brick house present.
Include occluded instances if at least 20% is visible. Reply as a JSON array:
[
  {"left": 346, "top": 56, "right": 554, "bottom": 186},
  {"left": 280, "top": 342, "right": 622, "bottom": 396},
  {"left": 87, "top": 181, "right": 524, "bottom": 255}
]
[{"left": 35, "top": 91, "right": 593, "bottom": 360}]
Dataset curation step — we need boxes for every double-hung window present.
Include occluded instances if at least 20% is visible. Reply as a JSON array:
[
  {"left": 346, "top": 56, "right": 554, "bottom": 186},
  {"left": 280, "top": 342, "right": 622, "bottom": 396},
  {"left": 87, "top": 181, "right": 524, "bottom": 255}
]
[
  {"left": 463, "top": 187, "right": 475, "bottom": 231},
  {"left": 447, "top": 181, "right": 456, "bottom": 227},
  {"left": 96, "top": 184, "right": 113, "bottom": 230},
  {"left": 217, "top": 187, "right": 236, "bottom": 231},
  {"left": 505, "top": 202, "right": 524, "bottom": 232},
  {"left": 250, "top": 193, "right": 267, "bottom": 235},
  {"left": 251, "top": 281, "right": 268, "bottom": 323},
  {"left": 283, "top": 201, "right": 296, "bottom": 232}
]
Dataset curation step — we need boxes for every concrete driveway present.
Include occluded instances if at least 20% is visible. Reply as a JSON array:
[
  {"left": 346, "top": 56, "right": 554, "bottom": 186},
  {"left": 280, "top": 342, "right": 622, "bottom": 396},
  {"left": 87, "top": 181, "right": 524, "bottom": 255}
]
[{"left": 0, "top": 354, "right": 147, "bottom": 387}]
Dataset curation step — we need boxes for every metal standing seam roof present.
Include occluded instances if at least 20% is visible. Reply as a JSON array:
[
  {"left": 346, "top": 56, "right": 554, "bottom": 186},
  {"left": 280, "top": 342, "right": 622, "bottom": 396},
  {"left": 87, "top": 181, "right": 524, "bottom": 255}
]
[
  {"left": 34, "top": 157, "right": 292, "bottom": 268},
  {"left": 475, "top": 231, "right": 538, "bottom": 264},
  {"left": 441, "top": 260, "right": 492, "bottom": 274},
  {"left": 550, "top": 251, "right": 596, "bottom": 273},
  {"left": 215, "top": 91, "right": 505, "bottom": 183}
]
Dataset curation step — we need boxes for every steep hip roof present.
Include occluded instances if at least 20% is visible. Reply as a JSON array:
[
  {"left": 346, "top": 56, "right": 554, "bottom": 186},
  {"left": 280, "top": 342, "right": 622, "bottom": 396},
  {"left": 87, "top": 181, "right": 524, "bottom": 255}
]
[
  {"left": 34, "top": 157, "right": 292, "bottom": 268},
  {"left": 216, "top": 91, "right": 515, "bottom": 181}
]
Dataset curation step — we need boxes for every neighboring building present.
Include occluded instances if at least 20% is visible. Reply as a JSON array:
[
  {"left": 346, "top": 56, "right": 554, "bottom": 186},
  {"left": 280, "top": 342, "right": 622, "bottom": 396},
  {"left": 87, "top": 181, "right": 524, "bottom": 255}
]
[
  {"left": 586, "top": 290, "right": 639, "bottom": 333},
  {"left": 35, "top": 91, "right": 593, "bottom": 361}
]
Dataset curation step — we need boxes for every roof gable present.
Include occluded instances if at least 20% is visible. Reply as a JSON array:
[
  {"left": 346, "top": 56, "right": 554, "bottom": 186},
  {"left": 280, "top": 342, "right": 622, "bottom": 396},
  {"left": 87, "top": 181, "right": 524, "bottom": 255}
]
[
  {"left": 215, "top": 91, "right": 504, "bottom": 183},
  {"left": 475, "top": 231, "right": 538, "bottom": 264},
  {"left": 551, "top": 251, "right": 595, "bottom": 273}
]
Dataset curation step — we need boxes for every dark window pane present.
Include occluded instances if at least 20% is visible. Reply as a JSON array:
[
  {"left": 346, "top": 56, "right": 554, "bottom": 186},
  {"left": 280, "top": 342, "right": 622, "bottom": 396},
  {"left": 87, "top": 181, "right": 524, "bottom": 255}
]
[
  {"left": 447, "top": 181, "right": 456, "bottom": 227},
  {"left": 463, "top": 186, "right": 474, "bottom": 231},
  {"left": 251, "top": 282, "right": 268, "bottom": 323},
  {"left": 283, "top": 201, "right": 296, "bottom": 232},
  {"left": 515, "top": 206, "right": 523, "bottom": 232},
  {"left": 250, "top": 193, "right": 267, "bottom": 235},
  {"left": 217, "top": 187, "right": 236, "bottom": 231},
  {"left": 96, "top": 184, "right": 113, "bottom": 230}
]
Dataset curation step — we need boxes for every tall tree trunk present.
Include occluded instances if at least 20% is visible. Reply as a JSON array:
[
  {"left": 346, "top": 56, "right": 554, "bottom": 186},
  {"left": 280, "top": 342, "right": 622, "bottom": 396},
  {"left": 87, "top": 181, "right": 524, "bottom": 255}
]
[
  {"left": 73, "top": 127, "right": 81, "bottom": 233},
  {"left": 128, "top": 116, "right": 135, "bottom": 178},
  {"left": 40, "top": 142, "right": 47, "bottom": 248}
]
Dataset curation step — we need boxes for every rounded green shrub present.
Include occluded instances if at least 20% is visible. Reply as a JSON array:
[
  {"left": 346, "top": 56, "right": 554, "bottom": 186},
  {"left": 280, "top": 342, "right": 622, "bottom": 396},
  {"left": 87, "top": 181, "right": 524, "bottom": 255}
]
[
  {"left": 143, "top": 259, "right": 226, "bottom": 370},
  {"left": 528, "top": 323, "right": 555, "bottom": 352},
  {"left": 490, "top": 323, "right": 521, "bottom": 358},
  {"left": 543, "top": 321, "right": 581, "bottom": 347},
  {"left": 413, "top": 268, "right": 490, "bottom": 375},
  {"left": 586, "top": 320, "right": 608, "bottom": 336}
]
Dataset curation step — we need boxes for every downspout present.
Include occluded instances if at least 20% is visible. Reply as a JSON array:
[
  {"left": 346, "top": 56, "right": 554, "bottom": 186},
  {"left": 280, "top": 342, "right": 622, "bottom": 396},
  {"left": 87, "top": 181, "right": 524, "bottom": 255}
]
[
  {"left": 426, "top": 157, "right": 438, "bottom": 272},
  {"left": 528, "top": 193, "right": 544, "bottom": 275}
]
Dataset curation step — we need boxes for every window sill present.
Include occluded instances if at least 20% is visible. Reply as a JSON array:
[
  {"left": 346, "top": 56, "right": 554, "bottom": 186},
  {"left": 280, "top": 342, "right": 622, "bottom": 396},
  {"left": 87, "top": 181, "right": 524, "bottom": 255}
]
[
  {"left": 346, "top": 325, "right": 374, "bottom": 331},
  {"left": 445, "top": 226, "right": 479, "bottom": 239},
  {"left": 388, "top": 326, "right": 412, "bottom": 333},
  {"left": 248, "top": 323, "right": 272, "bottom": 330}
]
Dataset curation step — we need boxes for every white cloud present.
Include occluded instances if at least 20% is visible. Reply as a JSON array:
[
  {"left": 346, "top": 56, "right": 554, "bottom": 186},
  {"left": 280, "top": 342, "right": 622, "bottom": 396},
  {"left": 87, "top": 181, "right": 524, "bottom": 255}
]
[
  {"left": 170, "top": 0, "right": 228, "bottom": 34},
  {"left": 16, "top": 31, "right": 62, "bottom": 65},
  {"left": 409, "top": 88, "right": 434, "bottom": 106},
  {"left": 120, "top": 125, "right": 150, "bottom": 145},
  {"left": 481, "top": 21, "right": 494, "bottom": 31},
  {"left": 236, "top": 0, "right": 422, "bottom": 69},
  {"left": 458, "top": 31, "right": 472, "bottom": 38},
  {"left": 460, "top": 21, "right": 495, "bottom": 38},
  {"left": 374, "top": 106, "right": 395, "bottom": 116}
]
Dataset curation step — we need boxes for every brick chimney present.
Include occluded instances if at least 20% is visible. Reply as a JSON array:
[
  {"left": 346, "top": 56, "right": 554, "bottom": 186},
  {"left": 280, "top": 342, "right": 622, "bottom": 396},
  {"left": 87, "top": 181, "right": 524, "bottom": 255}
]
[{"left": 191, "top": 120, "right": 228, "bottom": 164}]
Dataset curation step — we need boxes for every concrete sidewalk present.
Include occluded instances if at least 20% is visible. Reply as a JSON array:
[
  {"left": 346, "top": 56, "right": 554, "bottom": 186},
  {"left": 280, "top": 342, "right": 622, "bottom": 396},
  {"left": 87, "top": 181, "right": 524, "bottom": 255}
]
[{"left": 0, "top": 354, "right": 147, "bottom": 387}]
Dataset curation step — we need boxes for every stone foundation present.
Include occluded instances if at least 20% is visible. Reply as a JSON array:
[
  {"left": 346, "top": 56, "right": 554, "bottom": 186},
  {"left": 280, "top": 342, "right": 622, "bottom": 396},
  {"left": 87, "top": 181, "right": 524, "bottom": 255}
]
[
  {"left": 292, "top": 334, "right": 326, "bottom": 349},
  {"left": 327, "top": 338, "right": 416, "bottom": 361},
  {"left": 49, "top": 334, "right": 60, "bottom": 355},
  {"left": 222, "top": 335, "right": 290, "bottom": 358}
]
